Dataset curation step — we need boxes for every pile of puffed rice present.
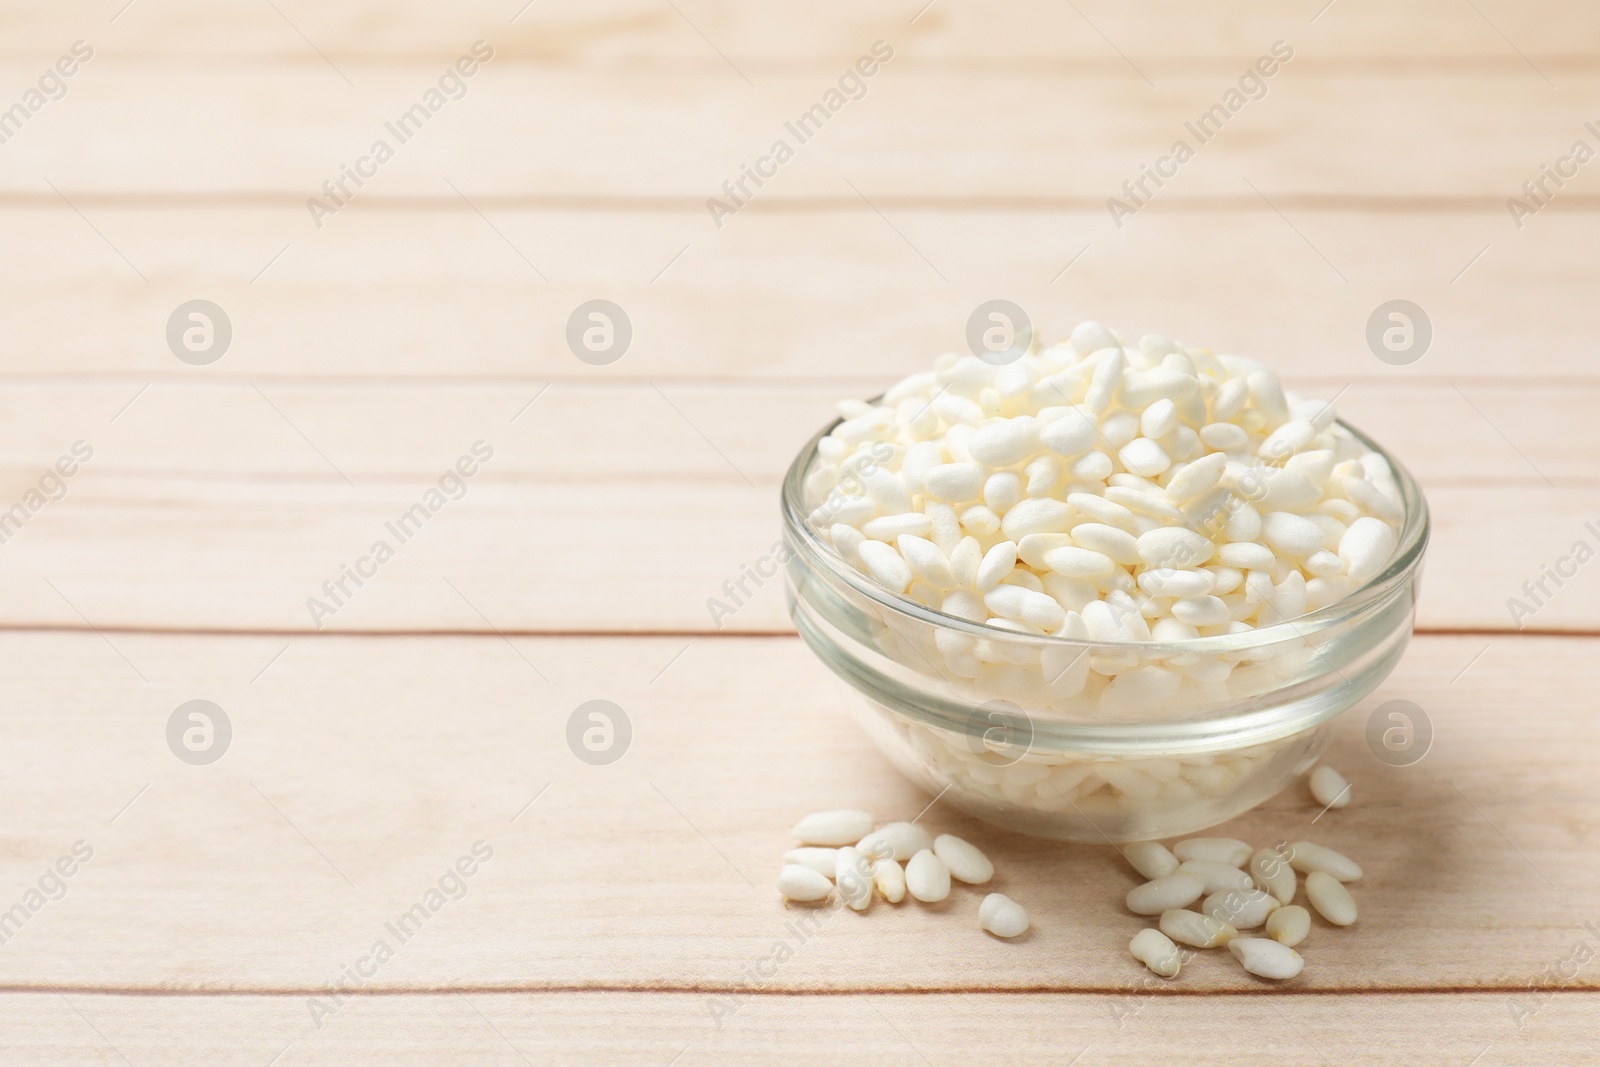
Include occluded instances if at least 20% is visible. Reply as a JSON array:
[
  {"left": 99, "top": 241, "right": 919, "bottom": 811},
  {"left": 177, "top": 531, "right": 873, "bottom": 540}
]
[
  {"left": 804, "top": 322, "right": 1403, "bottom": 657},
  {"left": 1122, "top": 840, "right": 1357, "bottom": 980},
  {"left": 777, "top": 808, "right": 1030, "bottom": 938},
  {"left": 779, "top": 763, "right": 1360, "bottom": 979}
]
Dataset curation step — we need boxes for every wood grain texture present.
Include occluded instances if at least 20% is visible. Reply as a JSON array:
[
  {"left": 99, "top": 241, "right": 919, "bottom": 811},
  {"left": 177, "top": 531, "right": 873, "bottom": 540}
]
[
  {"left": 4, "top": 990, "right": 1594, "bottom": 1066},
  {"left": 5, "top": 1, "right": 1598, "bottom": 1060},
  {"left": 0, "top": 378, "right": 1584, "bottom": 482},
  {"left": 0, "top": 632, "right": 1592, "bottom": 995},
  {"left": 3, "top": 0, "right": 1597, "bottom": 63},
  {"left": 17, "top": 475, "right": 1582, "bottom": 633},
  {"left": 0, "top": 208, "right": 1588, "bottom": 380},
  {"left": 0, "top": 381, "right": 1590, "bottom": 634},
  {"left": 1, "top": 62, "right": 1591, "bottom": 201}
]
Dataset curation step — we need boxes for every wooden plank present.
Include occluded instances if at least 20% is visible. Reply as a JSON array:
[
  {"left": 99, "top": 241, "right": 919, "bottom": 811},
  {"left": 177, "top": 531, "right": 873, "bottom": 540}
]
[
  {"left": 0, "top": 379, "right": 1586, "bottom": 484},
  {"left": 4, "top": 0, "right": 1598, "bottom": 63},
  {"left": 4, "top": 990, "right": 1594, "bottom": 1065},
  {"left": 0, "top": 632, "right": 1594, "bottom": 993},
  {"left": 1, "top": 62, "right": 1595, "bottom": 200},
  {"left": 0, "top": 208, "right": 1591, "bottom": 381},
  {"left": 20, "top": 475, "right": 1591, "bottom": 634},
  {"left": 0, "top": 379, "right": 1591, "bottom": 634}
]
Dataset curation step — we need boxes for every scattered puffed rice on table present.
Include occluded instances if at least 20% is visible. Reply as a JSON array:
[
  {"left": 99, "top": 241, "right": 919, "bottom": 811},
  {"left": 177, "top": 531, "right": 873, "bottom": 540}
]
[
  {"left": 1285, "top": 840, "right": 1363, "bottom": 882},
  {"left": 835, "top": 846, "right": 873, "bottom": 912},
  {"left": 1112, "top": 826, "right": 1367, "bottom": 982},
  {"left": 857, "top": 821, "right": 934, "bottom": 862},
  {"left": 1202, "top": 887, "right": 1280, "bottom": 930},
  {"left": 1249, "top": 847, "right": 1297, "bottom": 905},
  {"left": 777, "top": 864, "right": 832, "bottom": 903},
  {"left": 1172, "top": 837, "right": 1252, "bottom": 867},
  {"left": 774, "top": 810, "right": 1369, "bottom": 982},
  {"left": 1308, "top": 764, "right": 1352, "bottom": 809},
  {"left": 1176, "top": 860, "right": 1253, "bottom": 895},
  {"left": 905, "top": 848, "right": 952, "bottom": 903},
  {"left": 1229, "top": 937, "right": 1304, "bottom": 980},
  {"left": 777, "top": 811, "right": 1049, "bottom": 946},
  {"left": 1130, "top": 927, "right": 1183, "bottom": 978},
  {"left": 1266, "top": 905, "right": 1311, "bottom": 947},
  {"left": 873, "top": 857, "right": 907, "bottom": 903},
  {"left": 933, "top": 834, "right": 994, "bottom": 884},
  {"left": 790, "top": 809, "right": 874, "bottom": 846},
  {"left": 1124, "top": 841, "right": 1179, "bottom": 880},
  {"left": 782, "top": 847, "right": 839, "bottom": 879},
  {"left": 1160, "top": 908, "right": 1237, "bottom": 949},
  {"left": 978, "top": 894, "right": 1029, "bottom": 938},
  {"left": 1305, "top": 871, "right": 1359, "bottom": 926},
  {"left": 1126, "top": 873, "right": 1204, "bottom": 915}
]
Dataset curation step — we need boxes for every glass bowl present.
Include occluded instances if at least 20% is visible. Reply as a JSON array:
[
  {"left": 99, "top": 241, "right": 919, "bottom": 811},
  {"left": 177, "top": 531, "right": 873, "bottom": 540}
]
[{"left": 781, "top": 415, "right": 1429, "bottom": 842}]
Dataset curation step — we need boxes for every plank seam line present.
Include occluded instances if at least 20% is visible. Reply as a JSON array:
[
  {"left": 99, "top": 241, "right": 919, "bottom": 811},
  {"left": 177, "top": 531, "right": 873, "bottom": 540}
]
[
  {"left": 9, "top": 193, "right": 1600, "bottom": 213},
  {"left": 0, "top": 625, "right": 1579, "bottom": 639},
  {"left": 0, "top": 983, "right": 1589, "bottom": 998},
  {"left": 15, "top": 377, "right": 1600, "bottom": 390},
  {"left": 7, "top": 52, "right": 1600, "bottom": 71},
  {"left": 2, "top": 374, "right": 1598, "bottom": 389},
  {"left": 18, "top": 471, "right": 1592, "bottom": 491}
]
